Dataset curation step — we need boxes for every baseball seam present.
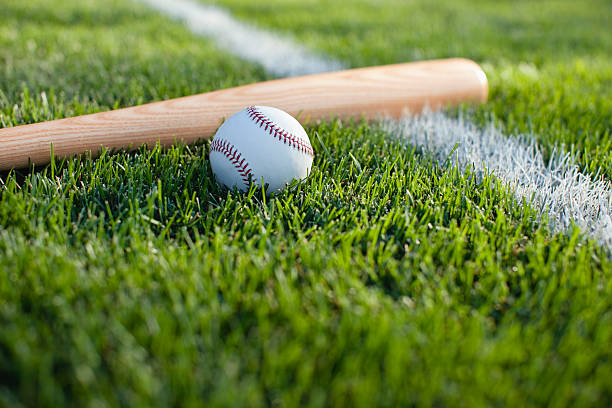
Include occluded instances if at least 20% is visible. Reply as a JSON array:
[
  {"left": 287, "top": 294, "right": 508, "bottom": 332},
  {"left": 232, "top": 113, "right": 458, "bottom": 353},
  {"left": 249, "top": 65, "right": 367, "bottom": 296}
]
[
  {"left": 210, "top": 138, "right": 253, "bottom": 189},
  {"left": 246, "top": 106, "right": 314, "bottom": 157}
]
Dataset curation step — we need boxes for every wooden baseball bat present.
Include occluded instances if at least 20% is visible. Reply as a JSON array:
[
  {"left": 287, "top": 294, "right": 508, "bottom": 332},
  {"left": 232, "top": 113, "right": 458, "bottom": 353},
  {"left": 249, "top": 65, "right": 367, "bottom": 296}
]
[{"left": 0, "top": 58, "right": 487, "bottom": 170}]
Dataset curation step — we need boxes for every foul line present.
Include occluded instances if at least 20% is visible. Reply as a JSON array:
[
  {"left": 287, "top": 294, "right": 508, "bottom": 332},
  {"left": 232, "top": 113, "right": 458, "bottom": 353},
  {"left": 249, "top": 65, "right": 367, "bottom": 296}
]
[
  {"left": 141, "top": 0, "right": 612, "bottom": 252},
  {"left": 139, "top": 0, "right": 345, "bottom": 77},
  {"left": 385, "top": 112, "right": 612, "bottom": 252}
]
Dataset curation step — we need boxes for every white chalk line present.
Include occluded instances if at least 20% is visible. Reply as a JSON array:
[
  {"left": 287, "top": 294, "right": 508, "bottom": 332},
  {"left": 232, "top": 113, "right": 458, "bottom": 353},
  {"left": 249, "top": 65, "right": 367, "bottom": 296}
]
[
  {"left": 139, "top": 0, "right": 345, "bottom": 77},
  {"left": 385, "top": 112, "right": 612, "bottom": 252},
  {"left": 140, "top": 0, "right": 612, "bottom": 252}
]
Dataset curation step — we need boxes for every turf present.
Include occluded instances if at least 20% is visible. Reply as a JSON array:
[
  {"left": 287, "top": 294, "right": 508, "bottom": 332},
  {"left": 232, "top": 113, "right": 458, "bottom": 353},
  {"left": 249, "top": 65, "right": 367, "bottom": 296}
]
[
  {"left": 0, "top": 0, "right": 268, "bottom": 124},
  {"left": 1, "top": 0, "right": 611, "bottom": 407},
  {"left": 209, "top": 0, "right": 612, "bottom": 179}
]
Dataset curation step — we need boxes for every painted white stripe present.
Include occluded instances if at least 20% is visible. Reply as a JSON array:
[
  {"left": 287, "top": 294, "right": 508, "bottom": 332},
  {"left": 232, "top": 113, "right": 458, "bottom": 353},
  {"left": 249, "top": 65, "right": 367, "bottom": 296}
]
[
  {"left": 385, "top": 111, "right": 612, "bottom": 251},
  {"left": 140, "top": 0, "right": 612, "bottom": 252},
  {"left": 139, "top": 0, "right": 345, "bottom": 77}
]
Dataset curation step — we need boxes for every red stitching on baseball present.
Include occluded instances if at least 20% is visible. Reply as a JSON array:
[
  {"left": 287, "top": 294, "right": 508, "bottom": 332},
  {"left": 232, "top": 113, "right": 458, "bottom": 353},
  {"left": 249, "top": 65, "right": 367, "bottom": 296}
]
[
  {"left": 210, "top": 138, "right": 253, "bottom": 188},
  {"left": 246, "top": 106, "right": 314, "bottom": 157}
]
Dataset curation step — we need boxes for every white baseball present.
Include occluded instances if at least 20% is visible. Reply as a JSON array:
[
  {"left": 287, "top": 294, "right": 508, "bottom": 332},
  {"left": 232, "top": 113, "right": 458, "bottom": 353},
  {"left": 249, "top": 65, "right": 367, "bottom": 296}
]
[{"left": 209, "top": 106, "right": 314, "bottom": 193}]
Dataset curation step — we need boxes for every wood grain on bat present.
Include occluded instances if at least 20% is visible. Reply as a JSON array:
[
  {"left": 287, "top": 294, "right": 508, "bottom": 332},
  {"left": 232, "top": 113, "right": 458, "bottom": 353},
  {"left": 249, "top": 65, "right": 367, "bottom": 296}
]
[{"left": 0, "top": 58, "right": 488, "bottom": 170}]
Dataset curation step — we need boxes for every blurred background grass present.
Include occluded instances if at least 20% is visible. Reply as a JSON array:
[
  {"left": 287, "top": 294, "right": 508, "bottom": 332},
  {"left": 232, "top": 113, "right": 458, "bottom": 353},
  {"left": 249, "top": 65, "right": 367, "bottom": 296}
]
[{"left": 207, "top": 0, "right": 612, "bottom": 177}]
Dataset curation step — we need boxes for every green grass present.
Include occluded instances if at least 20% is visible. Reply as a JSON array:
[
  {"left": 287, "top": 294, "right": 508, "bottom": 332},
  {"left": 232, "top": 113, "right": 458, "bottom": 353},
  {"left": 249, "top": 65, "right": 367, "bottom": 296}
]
[
  {"left": 209, "top": 0, "right": 612, "bottom": 178},
  {"left": 1, "top": 0, "right": 612, "bottom": 407},
  {"left": 0, "top": 0, "right": 267, "bottom": 125}
]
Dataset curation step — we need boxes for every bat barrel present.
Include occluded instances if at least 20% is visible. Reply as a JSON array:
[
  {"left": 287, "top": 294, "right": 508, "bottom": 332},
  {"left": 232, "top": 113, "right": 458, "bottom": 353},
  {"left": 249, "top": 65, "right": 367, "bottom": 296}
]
[{"left": 0, "top": 58, "right": 487, "bottom": 171}]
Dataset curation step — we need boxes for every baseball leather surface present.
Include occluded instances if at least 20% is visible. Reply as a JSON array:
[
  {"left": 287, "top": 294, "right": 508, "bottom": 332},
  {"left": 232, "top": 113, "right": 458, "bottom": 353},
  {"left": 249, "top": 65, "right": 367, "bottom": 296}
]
[{"left": 209, "top": 106, "right": 314, "bottom": 193}]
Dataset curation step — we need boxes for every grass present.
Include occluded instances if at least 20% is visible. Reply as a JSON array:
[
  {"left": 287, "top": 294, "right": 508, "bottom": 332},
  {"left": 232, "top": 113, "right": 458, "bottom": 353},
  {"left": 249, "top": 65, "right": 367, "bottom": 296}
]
[
  {"left": 1, "top": 0, "right": 611, "bottom": 407},
  {"left": 0, "top": 0, "right": 267, "bottom": 124},
  {"left": 209, "top": 0, "right": 612, "bottom": 179}
]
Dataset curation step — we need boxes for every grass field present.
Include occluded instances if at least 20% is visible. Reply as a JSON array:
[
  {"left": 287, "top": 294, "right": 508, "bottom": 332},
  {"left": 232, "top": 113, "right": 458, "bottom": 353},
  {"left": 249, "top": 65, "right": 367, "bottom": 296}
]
[{"left": 1, "top": 0, "right": 611, "bottom": 406}]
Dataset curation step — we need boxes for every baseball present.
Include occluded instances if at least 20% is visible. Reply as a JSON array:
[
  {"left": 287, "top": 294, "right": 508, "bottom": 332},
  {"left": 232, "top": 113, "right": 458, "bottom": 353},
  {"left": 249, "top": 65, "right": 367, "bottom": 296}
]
[{"left": 209, "top": 106, "right": 314, "bottom": 193}]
